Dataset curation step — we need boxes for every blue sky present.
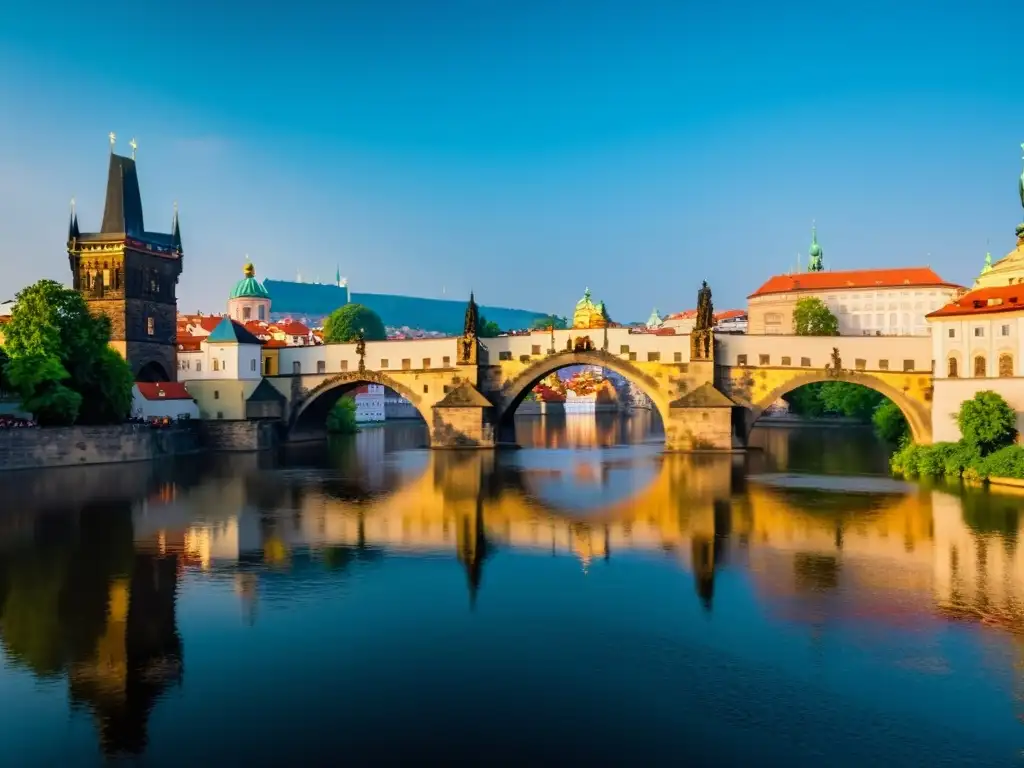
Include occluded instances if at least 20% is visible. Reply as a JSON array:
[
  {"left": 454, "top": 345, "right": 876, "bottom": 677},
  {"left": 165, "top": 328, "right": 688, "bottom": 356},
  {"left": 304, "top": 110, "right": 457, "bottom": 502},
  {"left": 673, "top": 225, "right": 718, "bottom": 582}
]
[{"left": 1, "top": 0, "right": 1023, "bottom": 321}]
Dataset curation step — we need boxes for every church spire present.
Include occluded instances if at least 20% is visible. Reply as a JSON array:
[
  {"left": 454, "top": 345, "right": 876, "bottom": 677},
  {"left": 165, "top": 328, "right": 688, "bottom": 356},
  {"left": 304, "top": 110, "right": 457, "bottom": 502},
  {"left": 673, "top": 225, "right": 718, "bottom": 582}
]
[{"left": 807, "top": 222, "right": 824, "bottom": 272}]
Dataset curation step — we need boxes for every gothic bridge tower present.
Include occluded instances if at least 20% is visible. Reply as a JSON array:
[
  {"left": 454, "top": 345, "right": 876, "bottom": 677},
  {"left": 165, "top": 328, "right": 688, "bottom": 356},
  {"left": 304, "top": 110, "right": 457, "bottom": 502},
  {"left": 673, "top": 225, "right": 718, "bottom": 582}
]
[{"left": 67, "top": 138, "right": 183, "bottom": 382}]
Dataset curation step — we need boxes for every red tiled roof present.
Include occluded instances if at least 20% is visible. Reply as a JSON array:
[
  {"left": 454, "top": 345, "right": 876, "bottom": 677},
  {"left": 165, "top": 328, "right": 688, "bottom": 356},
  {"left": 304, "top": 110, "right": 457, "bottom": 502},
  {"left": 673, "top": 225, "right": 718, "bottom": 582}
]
[
  {"left": 278, "top": 321, "right": 310, "bottom": 336},
  {"left": 715, "top": 309, "right": 747, "bottom": 320},
  {"left": 135, "top": 382, "right": 194, "bottom": 401},
  {"left": 177, "top": 340, "right": 202, "bottom": 352},
  {"left": 749, "top": 267, "right": 960, "bottom": 298},
  {"left": 927, "top": 284, "right": 1024, "bottom": 318},
  {"left": 664, "top": 309, "right": 697, "bottom": 321}
]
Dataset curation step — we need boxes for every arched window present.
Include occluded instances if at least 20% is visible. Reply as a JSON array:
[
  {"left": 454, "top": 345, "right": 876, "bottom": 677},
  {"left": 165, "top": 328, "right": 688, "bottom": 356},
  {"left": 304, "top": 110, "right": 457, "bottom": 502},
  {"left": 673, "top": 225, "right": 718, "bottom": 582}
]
[
  {"left": 947, "top": 357, "right": 958, "bottom": 378},
  {"left": 999, "top": 353, "right": 1014, "bottom": 377},
  {"left": 242, "top": 306, "right": 252, "bottom": 321},
  {"left": 974, "top": 355, "right": 987, "bottom": 378},
  {"left": 258, "top": 305, "right": 266, "bottom": 321}
]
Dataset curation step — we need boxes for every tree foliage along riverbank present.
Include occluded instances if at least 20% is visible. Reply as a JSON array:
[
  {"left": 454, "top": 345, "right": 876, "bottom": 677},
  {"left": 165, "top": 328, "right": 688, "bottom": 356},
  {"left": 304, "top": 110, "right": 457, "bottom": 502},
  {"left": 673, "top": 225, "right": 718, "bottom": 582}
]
[
  {"left": 326, "top": 397, "right": 359, "bottom": 434},
  {"left": 891, "top": 391, "right": 1024, "bottom": 482},
  {"left": 0, "top": 280, "right": 134, "bottom": 426},
  {"left": 784, "top": 382, "right": 909, "bottom": 443}
]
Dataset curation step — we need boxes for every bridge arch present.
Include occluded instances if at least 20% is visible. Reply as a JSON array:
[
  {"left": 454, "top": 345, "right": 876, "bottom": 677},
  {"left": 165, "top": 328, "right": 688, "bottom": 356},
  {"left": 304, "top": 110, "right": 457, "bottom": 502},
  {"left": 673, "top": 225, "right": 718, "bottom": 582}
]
[
  {"left": 743, "top": 370, "right": 931, "bottom": 444},
  {"left": 289, "top": 370, "right": 433, "bottom": 441},
  {"left": 493, "top": 350, "right": 674, "bottom": 437}
]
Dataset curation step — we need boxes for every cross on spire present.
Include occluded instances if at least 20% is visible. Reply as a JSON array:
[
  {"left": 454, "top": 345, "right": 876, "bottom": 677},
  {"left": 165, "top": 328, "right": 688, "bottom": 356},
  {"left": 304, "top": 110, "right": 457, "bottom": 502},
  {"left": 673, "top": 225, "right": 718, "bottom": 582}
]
[
  {"left": 129, "top": 137, "right": 137, "bottom": 160},
  {"left": 108, "top": 132, "right": 116, "bottom": 152}
]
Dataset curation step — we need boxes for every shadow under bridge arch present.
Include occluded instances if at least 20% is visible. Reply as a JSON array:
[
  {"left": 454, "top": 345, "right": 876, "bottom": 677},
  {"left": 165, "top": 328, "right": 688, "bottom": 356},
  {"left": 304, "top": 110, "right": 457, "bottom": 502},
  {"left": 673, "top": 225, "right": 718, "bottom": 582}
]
[
  {"left": 743, "top": 370, "right": 932, "bottom": 444},
  {"left": 492, "top": 350, "right": 672, "bottom": 445},
  {"left": 288, "top": 370, "right": 432, "bottom": 442}
]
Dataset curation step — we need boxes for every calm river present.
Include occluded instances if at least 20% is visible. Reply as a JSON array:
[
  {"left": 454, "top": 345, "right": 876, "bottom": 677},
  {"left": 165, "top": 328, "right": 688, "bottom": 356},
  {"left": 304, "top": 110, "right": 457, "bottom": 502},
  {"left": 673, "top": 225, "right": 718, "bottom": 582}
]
[{"left": 2, "top": 414, "right": 1023, "bottom": 765}]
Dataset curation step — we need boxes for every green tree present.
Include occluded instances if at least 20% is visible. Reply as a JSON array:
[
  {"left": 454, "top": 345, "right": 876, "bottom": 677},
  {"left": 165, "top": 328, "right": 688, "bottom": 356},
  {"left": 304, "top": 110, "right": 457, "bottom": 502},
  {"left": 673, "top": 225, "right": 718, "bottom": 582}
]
[
  {"left": 326, "top": 397, "right": 359, "bottom": 434},
  {"left": 957, "top": 390, "right": 1017, "bottom": 456},
  {"left": 530, "top": 314, "right": 568, "bottom": 330},
  {"left": 793, "top": 297, "right": 839, "bottom": 336},
  {"left": 1, "top": 280, "right": 133, "bottom": 426},
  {"left": 872, "top": 399, "right": 909, "bottom": 443},
  {"left": 818, "top": 382, "right": 883, "bottom": 419},
  {"left": 322, "top": 304, "right": 386, "bottom": 343},
  {"left": 477, "top": 315, "right": 501, "bottom": 338}
]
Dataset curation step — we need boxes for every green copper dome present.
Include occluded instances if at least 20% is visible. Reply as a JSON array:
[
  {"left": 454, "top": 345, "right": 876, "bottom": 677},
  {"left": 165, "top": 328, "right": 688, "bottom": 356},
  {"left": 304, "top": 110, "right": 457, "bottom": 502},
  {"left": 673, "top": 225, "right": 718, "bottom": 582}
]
[{"left": 230, "top": 263, "right": 270, "bottom": 300}]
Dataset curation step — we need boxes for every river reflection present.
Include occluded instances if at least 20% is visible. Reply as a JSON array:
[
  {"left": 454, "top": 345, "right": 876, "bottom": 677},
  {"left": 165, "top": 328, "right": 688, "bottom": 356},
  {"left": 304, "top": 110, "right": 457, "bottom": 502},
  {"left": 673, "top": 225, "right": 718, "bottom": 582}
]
[{"left": 1, "top": 418, "right": 1024, "bottom": 764}]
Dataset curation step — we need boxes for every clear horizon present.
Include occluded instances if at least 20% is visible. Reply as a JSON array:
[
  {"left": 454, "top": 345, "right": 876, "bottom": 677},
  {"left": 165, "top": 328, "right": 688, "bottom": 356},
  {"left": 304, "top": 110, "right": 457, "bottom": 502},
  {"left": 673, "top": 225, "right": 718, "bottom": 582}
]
[{"left": 2, "top": 0, "right": 1023, "bottom": 321}]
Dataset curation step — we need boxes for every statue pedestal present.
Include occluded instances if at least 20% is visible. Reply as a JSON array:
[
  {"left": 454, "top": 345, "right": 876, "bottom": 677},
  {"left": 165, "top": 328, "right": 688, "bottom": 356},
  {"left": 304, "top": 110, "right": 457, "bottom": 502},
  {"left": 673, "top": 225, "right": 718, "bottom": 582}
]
[{"left": 690, "top": 330, "right": 714, "bottom": 362}]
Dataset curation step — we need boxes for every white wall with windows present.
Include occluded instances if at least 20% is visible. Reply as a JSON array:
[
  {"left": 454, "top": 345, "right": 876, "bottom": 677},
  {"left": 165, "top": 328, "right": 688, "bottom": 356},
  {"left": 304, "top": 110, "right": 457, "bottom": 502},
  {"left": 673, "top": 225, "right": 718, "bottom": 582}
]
[{"left": 178, "top": 341, "right": 262, "bottom": 382}]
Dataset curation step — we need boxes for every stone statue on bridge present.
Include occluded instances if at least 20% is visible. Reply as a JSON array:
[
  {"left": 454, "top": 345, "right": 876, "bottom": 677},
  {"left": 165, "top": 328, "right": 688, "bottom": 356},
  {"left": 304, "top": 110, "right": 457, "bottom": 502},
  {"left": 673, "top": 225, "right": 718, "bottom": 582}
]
[
  {"left": 355, "top": 329, "right": 366, "bottom": 373},
  {"left": 695, "top": 281, "right": 714, "bottom": 332}
]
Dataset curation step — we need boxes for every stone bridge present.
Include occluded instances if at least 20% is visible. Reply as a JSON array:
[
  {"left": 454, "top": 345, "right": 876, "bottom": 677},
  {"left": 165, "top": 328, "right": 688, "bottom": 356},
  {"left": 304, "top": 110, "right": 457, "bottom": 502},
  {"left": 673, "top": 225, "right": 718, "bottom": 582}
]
[
  {"left": 715, "top": 335, "right": 934, "bottom": 443},
  {"left": 267, "top": 321, "right": 935, "bottom": 449}
]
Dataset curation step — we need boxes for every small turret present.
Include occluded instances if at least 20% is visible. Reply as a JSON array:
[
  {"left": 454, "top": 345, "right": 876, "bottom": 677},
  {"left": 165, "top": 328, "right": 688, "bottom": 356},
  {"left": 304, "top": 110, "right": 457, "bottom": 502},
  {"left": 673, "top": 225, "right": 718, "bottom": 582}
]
[{"left": 67, "top": 199, "right": 80, "bottom": 243}]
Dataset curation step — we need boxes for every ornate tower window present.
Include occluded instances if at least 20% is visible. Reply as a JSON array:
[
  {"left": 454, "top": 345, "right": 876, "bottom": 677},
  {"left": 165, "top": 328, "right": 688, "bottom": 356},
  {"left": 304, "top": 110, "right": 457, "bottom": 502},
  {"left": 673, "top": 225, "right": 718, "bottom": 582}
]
[{"left": 147, "top": 316, "right": 155, "bottom": 336}]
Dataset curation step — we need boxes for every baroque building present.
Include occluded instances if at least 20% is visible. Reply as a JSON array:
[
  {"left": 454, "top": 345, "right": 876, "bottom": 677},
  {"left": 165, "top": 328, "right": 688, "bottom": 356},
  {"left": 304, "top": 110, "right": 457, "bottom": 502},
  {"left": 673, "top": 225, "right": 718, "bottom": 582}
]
[
  {"left": 926, "top": 149, "right": 1024, "bottom": 441},
  {"left": 746, "top": 226, "right": 961, "bottom": 336},
  {"left": 572, "top": 287, "right": 611, "bottom": 329},
  {"left": 228, "top": 262, "right": 272, "bottom": 322},
  {"left": 67, "top": 145, "right": 183, "bottom": 381}
]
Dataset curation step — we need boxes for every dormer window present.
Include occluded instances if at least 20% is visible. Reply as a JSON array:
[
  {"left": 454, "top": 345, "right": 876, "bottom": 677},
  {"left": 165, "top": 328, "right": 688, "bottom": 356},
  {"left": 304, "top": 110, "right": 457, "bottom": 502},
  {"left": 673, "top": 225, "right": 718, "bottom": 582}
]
[
  {"left": 987, "top": 298, "right": 1004, "bottom": 306},
  {"left": 973, "top": 300, "right": 984, "bottom": 309}
]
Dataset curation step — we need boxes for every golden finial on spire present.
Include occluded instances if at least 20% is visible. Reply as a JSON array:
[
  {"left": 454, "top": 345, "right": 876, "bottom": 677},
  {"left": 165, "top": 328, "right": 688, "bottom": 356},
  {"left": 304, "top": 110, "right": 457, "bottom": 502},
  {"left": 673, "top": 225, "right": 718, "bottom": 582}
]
[
  {"left": 108, "top": 132, "right": 116, "bottom": 152},
  {"left": 129, "top": 137, "right": 137, "bottom": 160}
]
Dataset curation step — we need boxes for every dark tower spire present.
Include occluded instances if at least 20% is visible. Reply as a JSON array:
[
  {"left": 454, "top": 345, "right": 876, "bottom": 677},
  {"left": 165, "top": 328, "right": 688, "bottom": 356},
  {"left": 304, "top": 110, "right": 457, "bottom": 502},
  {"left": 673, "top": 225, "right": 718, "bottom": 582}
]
[
  {"left": 67, "top": 198, "right": 80, "bottom": 242},
  {"left": 101, "top": 153, "right": 145, "bottom": 236},
  {"left": 171, "top": 202, "right": 182, "bottom": 252}
]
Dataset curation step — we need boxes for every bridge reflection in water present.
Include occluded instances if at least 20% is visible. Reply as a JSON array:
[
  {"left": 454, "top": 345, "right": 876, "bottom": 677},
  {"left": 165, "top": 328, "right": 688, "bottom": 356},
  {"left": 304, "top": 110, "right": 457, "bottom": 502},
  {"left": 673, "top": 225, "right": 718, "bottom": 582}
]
[{"left": 3, "top": 425, "right": 1024, "bottom": 760}]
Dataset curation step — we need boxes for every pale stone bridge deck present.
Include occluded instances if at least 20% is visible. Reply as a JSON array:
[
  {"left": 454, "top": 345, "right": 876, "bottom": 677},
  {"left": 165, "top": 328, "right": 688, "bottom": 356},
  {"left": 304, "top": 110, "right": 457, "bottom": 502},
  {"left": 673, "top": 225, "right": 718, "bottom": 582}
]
[{"left": 267, "top": 328, "right": 936, "bottom": 449}]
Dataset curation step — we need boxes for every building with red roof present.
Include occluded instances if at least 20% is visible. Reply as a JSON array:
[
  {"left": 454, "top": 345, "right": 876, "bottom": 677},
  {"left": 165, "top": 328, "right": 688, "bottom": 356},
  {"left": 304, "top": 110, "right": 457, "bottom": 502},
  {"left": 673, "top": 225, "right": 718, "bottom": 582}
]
[
  {"left": 131, "top": 381, "right": 200, "bottom": 421},
  {"left": 924, "top": 157, "right": 1024, "bottom": 443},
  {"left": 746, "top": 227, "right": 962, "bottom": 336}
]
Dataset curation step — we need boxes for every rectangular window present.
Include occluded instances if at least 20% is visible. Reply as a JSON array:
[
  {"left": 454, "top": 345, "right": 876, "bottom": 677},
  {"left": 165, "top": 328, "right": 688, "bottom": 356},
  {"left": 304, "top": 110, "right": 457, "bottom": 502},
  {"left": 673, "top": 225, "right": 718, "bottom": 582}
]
[
  {"left": 903, "top": 359, "right": 914, "bottom": 372},
  {"left": 647, "top": 352, "right": 660, "bottom": 362},
  {"left": 196, "top": 361, "right": 202, "bottom": 372},
  {"left": 103, "top": 269, "right": 111, "bottom": 287},
  {"left": 498, "top": 351, "right": 513, "bottom": 361},
  {"left": 213, "top": 359, "right": 220, "bottom": 372},
  {"left": 532, "top": 345, "right": 541, "bottom": 355},
  {"left": 948, "top": 328, "right": 955, "bottom": 338},
  {"left": 855, "top": 358, "right": 866, "bottom": 371},
  {"left": 316, "top": 361, "right": 326, "bottom": 374},
  {"left": 214, "top": 390, "right": 220, "bottom": 400},
  {"left": 147, "top": 316, "right": 155, "bottom": 336},
  {"left": 250, "top": 359, "right": 256, "bottom": 372},
  {"left": 674, "top": 352, "right": 683, "bottom": 363},
  {"left": 974, "top": 327, "right": 984, "bottom": 337},
  {"left": 759, "top": 354, "right": 770, "bottom": 365},
  {"left": 292, "top": 361, "right": 300, "bottom": 374},
  {"left": 340, "top": 360, "right": 348, "bottom": 372},
  {"left": 380, "top": 359, "right": 389, "bottom": 368},
  {"left": 781, "top": 356, "right": 791, "bottom": 366},
  {"left": 423, "top": 384, "right": 429, "bottom": 394},
  {"left": 1002, "top": 324, "right": 1011, "bottom": 337},
  {"left": 258, "top": 306, "right": 266, "bottom": 321},
  {"left": 620, "top": 345, "right": 630, "bottom": 354},
  {"left": 419, "top": 358, "right": 429, "bottom": 368},
  {"left": 628, "top": 352, "right": 637, "bottom": 361},
  {"left": 401, "top": 358, "right": 412, "bottom": 370},
  {"left": 879, "top": 359, "right": 889, "bottom": 370},
  {"left": 442, "top": 356, "right": 450, "bottom": 367},
  {"left": 801, "top": 357, "right": 811, "bottom": 367},
  {"left": 737, "top": 354, "right": 748, "bottom": 366},
  {"left": 216, "top": 411, "right": 223, "bottom": 420}
]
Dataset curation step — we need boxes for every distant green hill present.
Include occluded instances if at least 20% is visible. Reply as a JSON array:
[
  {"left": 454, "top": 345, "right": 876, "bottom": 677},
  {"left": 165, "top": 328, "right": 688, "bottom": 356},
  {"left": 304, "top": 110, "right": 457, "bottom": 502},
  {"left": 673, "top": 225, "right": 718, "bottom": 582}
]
[{"left": 262, "top": 279, "right": 550, "bottom": 333}]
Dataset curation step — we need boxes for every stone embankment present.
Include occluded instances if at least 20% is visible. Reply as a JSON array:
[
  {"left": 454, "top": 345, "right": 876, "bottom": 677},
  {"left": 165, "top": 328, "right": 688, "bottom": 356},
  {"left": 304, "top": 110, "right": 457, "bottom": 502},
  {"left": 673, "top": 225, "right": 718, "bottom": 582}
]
[{"left": 0, "top": 419, "right": 280, "bottom": 472}]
